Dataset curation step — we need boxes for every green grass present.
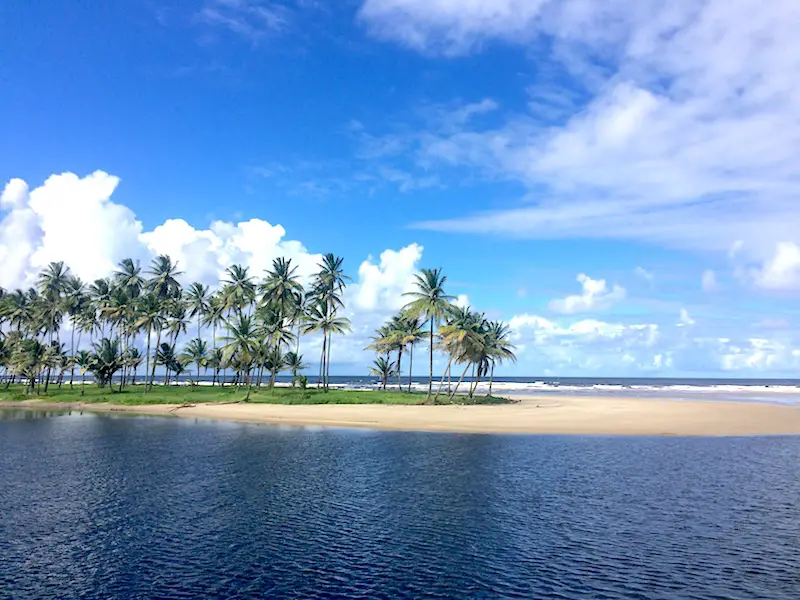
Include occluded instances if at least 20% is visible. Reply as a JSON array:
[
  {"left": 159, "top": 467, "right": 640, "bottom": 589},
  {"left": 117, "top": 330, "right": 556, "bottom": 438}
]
[{"left": 0, "top": 383, "right": 513, "bottom": 406}]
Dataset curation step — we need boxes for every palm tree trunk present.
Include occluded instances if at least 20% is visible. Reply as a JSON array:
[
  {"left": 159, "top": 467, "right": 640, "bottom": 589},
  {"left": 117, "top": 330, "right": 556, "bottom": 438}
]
[
  {"left": 144, "top": 324, "right": 152, "bottom": 392},
  {"left": 450, "top": 363, "right": 471, "bottom": 399},
  {"left": 407, "top": 344, "right": 414, "bottom": 393},
  {"left": 434, "top": 358, "right": 452, "bottom": 403},
  {"left": 489, "top": 363, "right": 495, "bottom": 397},
  {"left": 397, "top": 347, "right": 403, "bottom": 392},
  {"left": 149, "top": 328, "right": 162, "bottom": 391},
  {"left": 318, "top": 332, "right": 326, "bottom": 389},
  {"left": 469, "top": 364, "right": 482, "bottom": 398},
  {"left": 69, "top": 321, "right": 76, "bottom": 389},
  {"left": 81, "top": 372, "right": 85, "bottom": 397},
  {"left": 325, "top": 330, "right": 332, "bottom": 392},
  {"left": 244, "top": 367, "right": 252, "bottom": 401},
  {"left": 427, "top": 318, "right": 434, "bottom": 400}
]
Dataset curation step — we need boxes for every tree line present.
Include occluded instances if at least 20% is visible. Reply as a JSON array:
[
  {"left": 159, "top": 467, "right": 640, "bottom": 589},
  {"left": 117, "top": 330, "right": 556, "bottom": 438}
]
[{"left": 0, "top": 259, "right": 514, "bottom": 402}]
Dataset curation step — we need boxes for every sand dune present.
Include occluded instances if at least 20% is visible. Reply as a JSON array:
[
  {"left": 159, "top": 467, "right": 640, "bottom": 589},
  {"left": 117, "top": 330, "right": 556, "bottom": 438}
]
[{"left": 5, "top": 395, "right": 800, "bottom": 436}]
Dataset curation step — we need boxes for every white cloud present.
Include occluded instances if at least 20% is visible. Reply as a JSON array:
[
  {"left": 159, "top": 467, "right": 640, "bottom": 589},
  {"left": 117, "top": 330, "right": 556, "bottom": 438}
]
[
  {"left": 0, "top": 171, "right": 448, "bottom": 376},
  {"left": 197, "top": 0, "right": 290, "bottom": 42},
  {"left": 678, "top": 308, "right": 695, "bottom": 327},
  {"left": 358, "top": 0, "right": 549, "bottom": 55},
  {"left": 701, "top": 269, "right": 717, "bottom": 292},
  {"left": 751, "top": 242, "right": 800, "bottom": 291},
  {"left": 548, "top": 273, "right": 625, "bottom": 314},
  {"left": 366, "top": 1, "right": 800, "bottom": 263},
  {"left": 1, "top": 179, "right": 29, "bottom": 210}
]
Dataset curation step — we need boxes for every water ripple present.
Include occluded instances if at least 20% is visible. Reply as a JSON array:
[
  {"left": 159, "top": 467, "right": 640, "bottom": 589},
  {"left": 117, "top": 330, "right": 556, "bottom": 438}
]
[{"left": 1, "top": 411, "right": 799, "bottom": 599}]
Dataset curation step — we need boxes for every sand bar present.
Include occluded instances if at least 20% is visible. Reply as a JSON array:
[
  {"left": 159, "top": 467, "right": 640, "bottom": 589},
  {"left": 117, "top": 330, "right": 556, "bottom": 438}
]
[{"left": 4, "top": 395, "right": 800, "bottom": 436}]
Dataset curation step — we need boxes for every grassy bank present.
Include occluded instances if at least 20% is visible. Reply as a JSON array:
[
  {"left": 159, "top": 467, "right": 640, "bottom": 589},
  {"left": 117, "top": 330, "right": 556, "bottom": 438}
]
[{"left": 0, "top": 384, "right": 512, "bottom": 406}]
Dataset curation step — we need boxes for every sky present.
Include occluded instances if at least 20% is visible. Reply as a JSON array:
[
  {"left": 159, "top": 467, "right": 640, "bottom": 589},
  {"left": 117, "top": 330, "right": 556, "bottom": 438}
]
[{"left": 2, "top": 0, "right": 800, "bottom": 377}]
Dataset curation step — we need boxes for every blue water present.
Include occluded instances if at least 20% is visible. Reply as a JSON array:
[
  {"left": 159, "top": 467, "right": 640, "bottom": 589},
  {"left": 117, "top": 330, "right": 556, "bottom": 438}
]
[{"left": 2, "top": 410, "right": 799, "bottom": 599}]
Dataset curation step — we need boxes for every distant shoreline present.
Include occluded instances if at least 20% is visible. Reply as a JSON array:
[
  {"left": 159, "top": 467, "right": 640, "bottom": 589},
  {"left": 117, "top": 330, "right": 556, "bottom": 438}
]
[{"left": 4, "top": 394, "right": 800, "bottom": 437}]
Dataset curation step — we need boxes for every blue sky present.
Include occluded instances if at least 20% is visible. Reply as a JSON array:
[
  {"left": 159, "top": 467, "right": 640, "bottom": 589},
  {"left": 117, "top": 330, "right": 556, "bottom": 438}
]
[{"left": 2, "top": 0, "right": 799, "bottom": 376}]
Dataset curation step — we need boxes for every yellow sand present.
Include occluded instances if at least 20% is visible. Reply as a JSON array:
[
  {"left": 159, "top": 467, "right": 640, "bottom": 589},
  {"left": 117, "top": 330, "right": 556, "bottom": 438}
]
[{"left": 5, "top": 395, "right": 800, "bottom": 436}]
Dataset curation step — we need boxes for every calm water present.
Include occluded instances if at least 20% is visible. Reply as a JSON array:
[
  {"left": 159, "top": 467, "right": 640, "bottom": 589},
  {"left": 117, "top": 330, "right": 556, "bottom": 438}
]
[{"left": 1, "top": 411, "right": 799, "bottom": 599}]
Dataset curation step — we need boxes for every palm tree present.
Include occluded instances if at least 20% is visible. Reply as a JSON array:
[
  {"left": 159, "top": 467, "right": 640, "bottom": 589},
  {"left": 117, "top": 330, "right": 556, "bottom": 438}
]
[
  {"left": 180, "top": 338, "right": 208, "bottom": 382},
  {"left": 155, "top": 343, "right": 179, "bottom": 385},
  {"left": 400, "top": 314, "right": 426, "bottom": 393},
  {"left": 310, "top": 254, "right": 350, "bottom": 390},
  {"left": 223, "top": 265, "right": 256, "bottom": 316},
  {"left": 284, "top": 351, "right": 307, "bottom": 387},
  {"left": 89, "top": 278, "right": 113, "bottom": 337},
  {"left": 185, "top": 282, "right": 211, "bottom": 338},
  {"left": 483, "top": 320, "right": 516, "bottom": 396},
  {"left": 134, "top": 293, "right": 166, "bottom": 391},
  {"left": 202, "top": 292, "right": 226, "bottom": 353},
  {"left": 90, "top": 338, "right": 123, "bottom": 391},
  {"left": 64, "top": 275, "right": 87, "bottom": 389},
  {"left": 434, "top": 306, "right": 484, "bottom": 402},
  {"left": 146, "top": 254, "right": 183, "bottom": 300},
  {"left": 369, "top": 356, "right": 396, "bottom": 391},
  {"left": 126, "top": 347, "right": 144, "bottom": 386},
  {"left": 301, "top": 300, "right": 351, "bottom": 392},
  {"left": 263, "top": 345, "right": 285, "bottom": 390},
  {"left": 37, "top": 261, "right": 71, "bottom": 299},
  {"left": 403, "top": 268, "right": 456, "bottom": 401},
  {"left": 206, "top": 348, "right": 223, "bottom": 386},
  {"left": 115, "top": 258, "right": 144, "bottom": 298},
  {"left": 74, "top": 350, "right": 93, "bottom": 396},
  {"left": 12, "top": 338, "right": 47, "bottom": 394},
  {"left": 220, "top": 314, "right": 260, "bottom": 400},
  {"left": 167, "top": 301, "right": 190, "bottom": 346},
  {"left": 260, "top": 257, "right": 303, "bottom": 314}
]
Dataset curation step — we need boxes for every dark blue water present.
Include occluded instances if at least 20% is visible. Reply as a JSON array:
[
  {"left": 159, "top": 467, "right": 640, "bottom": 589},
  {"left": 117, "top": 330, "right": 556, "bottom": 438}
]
[{"left": 1, "top": 410, "right": 799, "bottom": 599}]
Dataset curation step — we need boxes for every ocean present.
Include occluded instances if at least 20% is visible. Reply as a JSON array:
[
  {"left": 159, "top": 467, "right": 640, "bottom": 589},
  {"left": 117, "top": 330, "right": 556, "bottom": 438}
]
[{"left": 1, "top": 410, "right": 798, "bottom": 599}]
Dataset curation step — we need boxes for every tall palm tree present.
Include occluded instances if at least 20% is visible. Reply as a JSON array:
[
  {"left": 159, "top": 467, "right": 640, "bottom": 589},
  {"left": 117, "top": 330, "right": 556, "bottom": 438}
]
[
  {"left": 37, "top": 261, "right": 71, "bottom": 299},
  {"left": 12, "top": 338, "right": 47, "bottom": 394},
  {"left": 260, "top": 257, "right": 303, "bottom": 313},
  {"left": 115, "top": 258, "right": 144, "bottom": 298},
  {"left": 185, "top": 282, "right": 211, "bottom": 338},
  {"left": 223, "top": 265, "right": 256, "bottom": 316},
  {"left": 134, "top": 293, "right": 166, "bottom": 391},
  {"left": 400, "top": 314, "right": 426, "bottom": 393},
  {"left": 89, "top": 278, "right": 113, "bottom": 337},
  {"left": 434, "top": 306, "right": 484, "bottom": 402},
  {"left": 403, "top": 268, "right": 456, "bottom": 401},
  {"left": 64, "top": 275, "right": 87, "bottom": 389},
  {"left": 155, "top": 343, "right": 179, "bottom": 385},
  {"left": 300, "top": 300, "right": 350, "bottom": 392},
  {"left": 310, "top": 254, "right": 350, "bottom": 389},
  {"left": 146, "top": 254, "right": 183, "bottom": 300},
  {"left": 126, "top": 347, "right": 144, "bottom": 386}
]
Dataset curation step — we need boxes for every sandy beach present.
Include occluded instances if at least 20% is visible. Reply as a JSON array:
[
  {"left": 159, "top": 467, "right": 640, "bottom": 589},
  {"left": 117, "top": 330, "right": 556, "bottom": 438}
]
[{"left": 4, "top": 395, "right": 800, "bottom": 436}]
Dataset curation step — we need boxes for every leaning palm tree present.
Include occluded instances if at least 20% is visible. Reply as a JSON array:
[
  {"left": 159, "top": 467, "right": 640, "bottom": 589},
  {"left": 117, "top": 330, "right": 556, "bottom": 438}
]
[
  {"left": 369, "top": 356, "right": 396, "bottom": 391},
  {"left": 434, "top": 306, "right": 484, "bottom": 402},
  {"left": 483, "top": 320, "right": 517, "bottom": 397},
  {"left": 146, "top": 254, "right": 183, "bottom": 300},
  {"left": 403, "top": 268, "right": 456, "bottom": 401}
]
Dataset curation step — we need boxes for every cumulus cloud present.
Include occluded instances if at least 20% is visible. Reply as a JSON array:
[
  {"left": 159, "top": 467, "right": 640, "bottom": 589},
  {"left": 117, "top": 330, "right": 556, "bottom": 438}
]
[
  {"left": 548, "top": 274, "right": 625, "bottom": 314},
  {"left": 0, "top": 171, "right": 433, "bottom": 372},
  {"left": 751, "top": 242, "right": 800, "bottom": 291},
  {"left": 363, "top": 1, "right": 800, "bottom": 264}
]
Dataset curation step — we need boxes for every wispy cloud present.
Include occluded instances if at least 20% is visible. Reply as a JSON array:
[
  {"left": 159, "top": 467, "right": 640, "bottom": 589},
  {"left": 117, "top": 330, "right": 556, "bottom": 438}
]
[
  {"left": 357, "top": 0, "right": 800, "bottom": 268},
  {"left": 197, "top": 0, "right": 292, "bottom": 43}
]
